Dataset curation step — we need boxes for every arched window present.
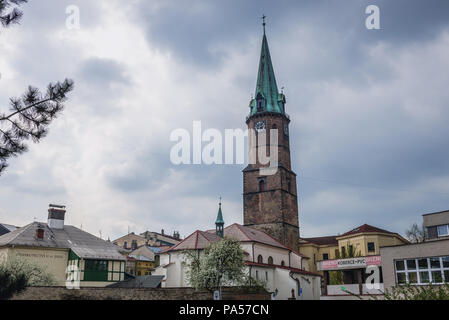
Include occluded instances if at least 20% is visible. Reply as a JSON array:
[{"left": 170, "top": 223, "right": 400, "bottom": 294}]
[
  {"left": 257, "top": 255, "right": 263, "bottom": 264},
  {"left": 259, "top": 179, "right": 265, "bottom": 192},
  {"left": 281, "top": 260, "right": 285, "bottom": 267},
  {"left": 268, "top": 256, "right": 274, "bottom": 265},
  {"left": 287, "top": 179, "right": 291, "bottom": 193}
]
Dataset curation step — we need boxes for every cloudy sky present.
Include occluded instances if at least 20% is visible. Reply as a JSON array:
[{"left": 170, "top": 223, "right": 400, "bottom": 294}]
[{"left": 1, "top": 0, "right": 449, "bottom": 240}]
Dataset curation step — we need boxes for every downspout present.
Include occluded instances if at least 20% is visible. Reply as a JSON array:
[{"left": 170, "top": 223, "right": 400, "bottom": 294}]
[
  {"left": 289, "top": 272, "right": 300, "bottom": 299},
  {"left": 252, "top": 243, "right": 255, "bottom": 262}
]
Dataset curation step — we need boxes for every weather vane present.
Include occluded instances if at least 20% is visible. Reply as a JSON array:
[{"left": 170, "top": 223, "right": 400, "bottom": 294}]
[{"left": 262, "top": 14, "right": 266, "bottom": 34}]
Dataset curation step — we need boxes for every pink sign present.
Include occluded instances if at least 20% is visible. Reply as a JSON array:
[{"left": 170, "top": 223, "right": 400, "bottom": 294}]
[
  {"left": 321, "top": 260, "right": 338, "bottom": 269},
  {"left": 366, "top": 256, "right": 382, "bottom": 266}
]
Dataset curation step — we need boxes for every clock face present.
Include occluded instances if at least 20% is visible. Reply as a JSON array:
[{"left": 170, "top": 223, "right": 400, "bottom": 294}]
[
  {"left": 255, "top": 121, "right": 266, "bottom": 132},
  {"left": 283, "top": 123, "right": 289, "bottom": 136}
]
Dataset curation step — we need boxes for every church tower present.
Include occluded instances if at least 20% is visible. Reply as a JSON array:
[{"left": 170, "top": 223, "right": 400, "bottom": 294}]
[
  {"left": 215, "top": 198, "right": 224, "bottom": 238},
  {"left": 243, "top": 19, "right": 300, "bottom": 249}
]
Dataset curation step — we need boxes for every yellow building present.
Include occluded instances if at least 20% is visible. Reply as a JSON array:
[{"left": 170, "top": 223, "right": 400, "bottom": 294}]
[
  {"left": 299, "top": 224, "right": 408, "bottom": 273},
  {"left": 299, "top": 224, "right": 408, "bottom": 296}
]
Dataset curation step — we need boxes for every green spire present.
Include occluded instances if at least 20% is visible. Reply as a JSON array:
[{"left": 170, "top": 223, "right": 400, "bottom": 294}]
[
  {"left": 249, "top": 18, "right": 286, "bottom": 117},
  {"left": 215, "top": 198, "right": 224, "bottom": 238}
]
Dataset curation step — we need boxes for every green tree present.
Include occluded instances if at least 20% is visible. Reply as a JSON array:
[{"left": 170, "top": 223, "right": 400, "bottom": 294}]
[
  {"left": 0, "top": 0, "right": 74, "bottom": 175},
  {"left": 330, "top": 242, "right": 361, "bottom": 285},
  {"left": 383, "top": 283, "right": 449, "bottom": 300},
  {"left": 0, "top": 258, "right": 56, "bottom": 299},
  {"left": 183, "top": 238, "right": 248, "bottom": 294}
]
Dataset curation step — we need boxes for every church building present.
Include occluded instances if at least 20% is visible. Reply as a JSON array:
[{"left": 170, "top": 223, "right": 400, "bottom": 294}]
[
  {"left": 243, "top": 19, "right": 300, "bottom": 250},
  {"left": 153, "top": 22, "right": 320, "bottom": 300}
]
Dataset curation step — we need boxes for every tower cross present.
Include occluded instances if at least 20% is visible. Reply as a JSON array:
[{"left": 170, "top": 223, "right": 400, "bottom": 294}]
[{"left": 262, "top": 15, "right": 266, "bottom": 34}]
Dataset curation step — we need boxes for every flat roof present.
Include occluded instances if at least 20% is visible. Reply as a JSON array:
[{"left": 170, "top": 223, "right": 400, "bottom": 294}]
[{"left": 422, "top": 209, "right": 449, "bottom": 217}]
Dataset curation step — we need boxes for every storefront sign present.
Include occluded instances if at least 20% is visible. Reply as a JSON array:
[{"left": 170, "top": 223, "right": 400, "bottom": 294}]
[{"left": 319, "top": 255, "right": 382, "bottom": 270}]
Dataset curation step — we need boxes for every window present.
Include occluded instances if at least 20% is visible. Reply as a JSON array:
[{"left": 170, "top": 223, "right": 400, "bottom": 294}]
[
  {"left": 258, "top": 179, "right": 266, "bottom": 192},
  {"left": 84, "top": 259, "right": 109, "bottom": 281},
  {"left": 265, "top": 272, "right": 268, "bottom": 281},
  {"left": 341, "top": 246, "right": 346, "bottom": 257},
  {"left": 437, "top": 224, "right": 449, "bottom": 237},
  {"left": 268, "top": 256, "right": 274, "bottom": 265},
  {"left": 395, "top": 256, "right": 449, "bottom": 285},
  {"left": 256, "top": 270, "right": 259, "bottom": 279},
  {"left": 323, "top": 253, "right": 329, "bottom": 261},
  {"left": 124, "top": 241, "right": 128, "bottom": 249},
  {"left": 281, "top": 261, "right": 285, "bottom": 267},
  {"left": 367, "top": 242, "right": 375, "bottom": 253},
  {"left": 257, "top": 255, "right": 263, "bottom": 264},
  {"left": 287, "top": 179, "right": 291, "bottom": 193}
]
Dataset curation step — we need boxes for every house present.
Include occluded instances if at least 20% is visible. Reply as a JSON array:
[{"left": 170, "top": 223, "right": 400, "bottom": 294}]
[{"left": 0, "top": 205, "right": 125, "bottom": 287}]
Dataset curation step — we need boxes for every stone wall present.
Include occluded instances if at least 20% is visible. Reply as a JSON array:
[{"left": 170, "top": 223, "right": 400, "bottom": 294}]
[{"left": 12, "top": 286, "right": 270, "bottom": 300}]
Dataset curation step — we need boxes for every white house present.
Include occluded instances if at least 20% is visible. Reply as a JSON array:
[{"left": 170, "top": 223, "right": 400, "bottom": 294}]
[{"left": 153, "top": 223, "right": 321, "bottom": 300}]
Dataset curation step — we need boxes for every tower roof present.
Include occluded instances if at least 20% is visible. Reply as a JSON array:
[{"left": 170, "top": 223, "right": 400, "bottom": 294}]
[
  {"left": 249, "top": 23, "right": 286, "bottom": 117},
  {"left": 215, "top": 201, "right": 224, "bottom": 225}
]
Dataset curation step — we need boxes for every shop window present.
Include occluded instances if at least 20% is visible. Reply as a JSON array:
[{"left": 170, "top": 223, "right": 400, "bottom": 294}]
[
  {"left": 367, "top": 242, "right": 375, "bottom": 253},
  {"left": 257, "top": 255, "right": 263, "bottom": 264}
]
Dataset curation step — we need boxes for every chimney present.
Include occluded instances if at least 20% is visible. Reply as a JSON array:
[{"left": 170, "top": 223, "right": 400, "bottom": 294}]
[
  {"left": 36, "top": 225, "right": 45, "bottom": 240},
  {"left": 161, "top": 229, "right": 164, "bottom": 236},
  {"left": 48, "top": 204, "right": 66, "bottom": 229}
]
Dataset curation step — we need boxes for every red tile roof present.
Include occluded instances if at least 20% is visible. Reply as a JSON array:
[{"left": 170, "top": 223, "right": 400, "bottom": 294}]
[
  {"left": 300, "top": 236, "right": 338, "bottom": 246},
  {"left": 339, "top": 224, "right": 396, "bottom": 237},
  {"left": 164, "top": 223, "right": 304, "bottom": 256}
]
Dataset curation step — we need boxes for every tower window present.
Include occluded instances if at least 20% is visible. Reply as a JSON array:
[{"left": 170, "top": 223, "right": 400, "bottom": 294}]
[
  {"left": 257, "top": 255, "right": 263, "bottom": 263},
  {"left": 287, "top": 179, "right": 291, "bottom": 193},
  {"left": 258, "top": 178, "right": 266, "bottom": 192}
]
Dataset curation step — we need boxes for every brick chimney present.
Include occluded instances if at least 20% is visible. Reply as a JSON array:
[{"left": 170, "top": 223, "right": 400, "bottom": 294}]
[{"left": 48, "top": 204, "right": 66, "bottom": 229}]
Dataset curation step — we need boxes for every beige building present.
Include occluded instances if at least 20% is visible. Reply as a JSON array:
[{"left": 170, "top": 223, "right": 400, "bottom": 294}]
[
  {"left": 299, "top": 224, "right": 408, "bottom": 296},
  {"left": 381, "top": 210, "right": 449, "bottom": 291},
  {"left": 113, "top": 230, "right": 181, "bottom": 251},
  {"left": 0, "top": 205, "right": 125, "bottom": 287},
  {"left": 299, "top": 224, "right": 408, "bottom": 273}
]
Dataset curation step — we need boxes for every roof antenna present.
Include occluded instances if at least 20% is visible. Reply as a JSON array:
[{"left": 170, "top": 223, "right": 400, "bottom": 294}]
[{"left": 262, "top": 14, "right": 266, "bottom": 35}]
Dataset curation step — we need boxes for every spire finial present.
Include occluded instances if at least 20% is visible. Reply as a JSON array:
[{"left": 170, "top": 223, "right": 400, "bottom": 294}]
[
  {"left": 219, "top": 196, "right": 222, "bottom": 206},
  {"left": 262, "top": 14, "right": 266, "bottom": 35}
]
